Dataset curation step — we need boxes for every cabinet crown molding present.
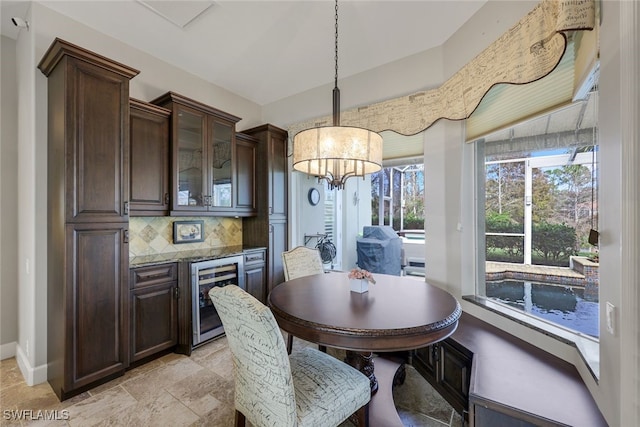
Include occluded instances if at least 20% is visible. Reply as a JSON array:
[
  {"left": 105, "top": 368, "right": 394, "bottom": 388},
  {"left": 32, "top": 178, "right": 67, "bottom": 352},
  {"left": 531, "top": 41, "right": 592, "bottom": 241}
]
[
  {"left": 151, "top": 91, "right": 241, "bottom": 123},
  {"left": 38, "top": 37, "right": 140, "bottom": 78}
]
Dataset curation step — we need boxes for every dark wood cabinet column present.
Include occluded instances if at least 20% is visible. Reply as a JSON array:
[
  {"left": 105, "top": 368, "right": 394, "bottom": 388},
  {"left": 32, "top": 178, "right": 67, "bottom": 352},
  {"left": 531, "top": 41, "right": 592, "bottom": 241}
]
[
  {"left": 38, "top": 38, "right": 139, "bottom": 400},
  {"left": 241, "top": 124, "right": 289, "bottom": 300}
]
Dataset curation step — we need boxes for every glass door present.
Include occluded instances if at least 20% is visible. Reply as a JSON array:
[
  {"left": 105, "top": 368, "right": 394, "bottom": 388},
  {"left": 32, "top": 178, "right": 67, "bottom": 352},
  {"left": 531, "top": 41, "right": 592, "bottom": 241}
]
[
  {"left": 209, "top": 118, "right": 233, "bottom": 209},
  {"left": 192, "top": 256, "right": 245, "bottom": 345},
  {"left": 175, "top": 106, "right": 207, "bottom": 211}
]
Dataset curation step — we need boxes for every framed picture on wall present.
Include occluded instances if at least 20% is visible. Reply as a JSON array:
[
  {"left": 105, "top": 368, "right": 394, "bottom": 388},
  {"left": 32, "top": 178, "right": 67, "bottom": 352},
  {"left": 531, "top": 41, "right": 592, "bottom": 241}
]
[{"left": 173, "top": 220, "right": 204, "bottom": 244}]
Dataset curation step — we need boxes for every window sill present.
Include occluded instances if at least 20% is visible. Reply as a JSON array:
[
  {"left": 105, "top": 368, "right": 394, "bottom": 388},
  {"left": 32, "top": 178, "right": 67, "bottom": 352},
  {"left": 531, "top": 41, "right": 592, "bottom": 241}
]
[{"left": 462, "top": 294, "right": 600, "bottom": 381}]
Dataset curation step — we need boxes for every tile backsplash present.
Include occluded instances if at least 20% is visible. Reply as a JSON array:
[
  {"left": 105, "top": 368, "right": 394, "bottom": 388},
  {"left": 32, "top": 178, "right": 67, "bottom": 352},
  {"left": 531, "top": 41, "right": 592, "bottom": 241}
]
[{"left": 129, "top": 217, "right": 242, "bottom": 257}]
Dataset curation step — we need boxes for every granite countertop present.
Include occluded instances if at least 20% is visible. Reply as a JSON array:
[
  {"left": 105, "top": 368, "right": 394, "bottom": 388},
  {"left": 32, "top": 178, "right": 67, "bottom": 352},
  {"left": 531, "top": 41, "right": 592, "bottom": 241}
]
[{"left": 129, "top": 245, "right": 266, "bottom": 267}]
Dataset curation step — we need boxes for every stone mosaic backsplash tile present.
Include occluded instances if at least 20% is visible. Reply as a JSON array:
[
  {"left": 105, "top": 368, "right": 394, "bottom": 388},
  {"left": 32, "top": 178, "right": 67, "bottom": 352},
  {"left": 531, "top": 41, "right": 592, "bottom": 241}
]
[{"left": 129, "top": 217, "right": 242, "bottom": 257}]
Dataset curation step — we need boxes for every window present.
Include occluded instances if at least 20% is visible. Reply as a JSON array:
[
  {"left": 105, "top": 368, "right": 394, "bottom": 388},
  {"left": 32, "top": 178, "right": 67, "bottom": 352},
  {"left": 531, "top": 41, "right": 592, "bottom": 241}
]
[
  {"left": 474, "top": 90, "right": 599, "bottom": 339},
  {"left": 371, "top": 164, "right": 424, "bottom": 231},
  {"left": 322, "top": 183, "right": 342, "bottom": 270},
  {"left": 371, "top": 163, "right": 426, "bottom": 276}
]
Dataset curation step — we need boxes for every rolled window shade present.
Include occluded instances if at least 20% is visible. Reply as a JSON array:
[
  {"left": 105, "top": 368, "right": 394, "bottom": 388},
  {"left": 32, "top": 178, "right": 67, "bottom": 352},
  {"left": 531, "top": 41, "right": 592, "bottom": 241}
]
[
  {"left": 466, "top": 25, "right": 599, "bottom": 143},
  {"left": 380, "top": 131, "right": 424, "bottom": 162},
  {"left": 466, "top": 39, "right": 575, "bottom": 142}
]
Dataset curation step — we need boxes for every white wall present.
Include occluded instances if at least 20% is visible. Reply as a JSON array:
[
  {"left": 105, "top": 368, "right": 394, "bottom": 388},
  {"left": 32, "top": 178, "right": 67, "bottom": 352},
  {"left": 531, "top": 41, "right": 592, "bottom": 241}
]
[
  {"left": 290, "top": 172, "right": 371, "bottom": 271},
  {"left": 595, "top": 0, "right": 622, "bottom": 422},
  {"left": 15, "top": 5, "right": 45, "bottom": 385},
  {"left": 341, "top": 177, "right": 372, "bottom": 271},
  {"left": 263, "top": 46, "right": 444, "bottom": 128},
  {"left": 0, "top": 35, "right": 19, "bottom": 359},
  {"left": 32, "top": 3, "right": 263, "bottom": 131},
  {"left": 293, "top": 175, "right": 326, "bottom": 249}
]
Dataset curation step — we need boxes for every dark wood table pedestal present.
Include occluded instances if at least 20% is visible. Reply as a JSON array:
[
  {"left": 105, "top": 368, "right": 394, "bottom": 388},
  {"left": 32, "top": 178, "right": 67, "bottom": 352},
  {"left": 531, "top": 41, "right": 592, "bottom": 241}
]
[{"left": 345, "top": 351, "right": 378, "bottom": 394}]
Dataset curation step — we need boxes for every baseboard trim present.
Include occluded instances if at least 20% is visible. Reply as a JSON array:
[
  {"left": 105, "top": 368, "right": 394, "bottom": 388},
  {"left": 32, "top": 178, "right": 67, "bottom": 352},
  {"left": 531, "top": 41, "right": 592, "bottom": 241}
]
[
  {"left": 0, "top": 341, "right": 17, "bottom": 360},
  {"left": 15, "top": 344, "right": 47, "bottom": 386}
]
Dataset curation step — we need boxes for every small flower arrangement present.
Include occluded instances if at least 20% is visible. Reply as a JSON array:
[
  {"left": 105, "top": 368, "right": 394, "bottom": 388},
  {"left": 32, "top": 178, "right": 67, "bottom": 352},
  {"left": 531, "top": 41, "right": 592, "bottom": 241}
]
[{"left": 348, "top": 268, "right": 376, "bottom": 284}]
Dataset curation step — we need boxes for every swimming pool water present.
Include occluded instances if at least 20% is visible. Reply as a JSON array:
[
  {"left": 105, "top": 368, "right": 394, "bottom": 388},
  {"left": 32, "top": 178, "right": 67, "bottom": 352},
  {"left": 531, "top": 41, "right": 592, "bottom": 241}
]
[{"left": 486, "top": 280, "right": 599, "bottom": 338}]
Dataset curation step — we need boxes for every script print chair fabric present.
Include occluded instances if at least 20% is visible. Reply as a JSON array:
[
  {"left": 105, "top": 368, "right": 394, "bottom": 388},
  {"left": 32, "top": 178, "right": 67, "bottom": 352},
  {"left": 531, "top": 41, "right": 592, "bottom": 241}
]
[
  {"left": 282, "top": 246, "right": 325, "bottom": 281},
  {"left": 209, "top": 285, "right": 370, "bottom": 427},
  {"left": 281, "top": 246, "right": 325, "bottom": 353}
]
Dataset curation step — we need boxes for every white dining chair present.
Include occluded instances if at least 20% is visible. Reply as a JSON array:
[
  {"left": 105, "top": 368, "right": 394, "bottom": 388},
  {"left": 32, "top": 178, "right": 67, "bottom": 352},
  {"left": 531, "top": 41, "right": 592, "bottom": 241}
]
[
  {"left": 209, "top": 285, "right": 370, "bottom": 427},
  {"left": 281, "top": 246, "right": 325, "bottom": 281},
  {"left": 281, "top": 246, "right": 326, "bottom": 353}
]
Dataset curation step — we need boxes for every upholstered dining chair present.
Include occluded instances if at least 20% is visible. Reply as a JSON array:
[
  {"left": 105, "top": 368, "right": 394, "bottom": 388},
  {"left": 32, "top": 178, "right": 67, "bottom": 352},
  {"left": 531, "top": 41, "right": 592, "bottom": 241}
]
[
  {"left": 281, "top": 246, "right": 326, "bottom": 353},
  {"left": 282, "top": 246, "right": 325, "bottom": 281},
  {"left": 209, "top": 285, "right": 370, "bottom": 427}
]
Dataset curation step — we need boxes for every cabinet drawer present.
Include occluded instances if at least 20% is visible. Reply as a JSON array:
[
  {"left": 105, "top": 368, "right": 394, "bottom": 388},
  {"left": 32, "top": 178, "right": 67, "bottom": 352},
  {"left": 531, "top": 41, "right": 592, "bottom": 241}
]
[
  {"left": 244, "top": 250, "right": 266, "bottom": 264},
  {"left": 131, "top": 263, "right": 177, "bottom": 288}
]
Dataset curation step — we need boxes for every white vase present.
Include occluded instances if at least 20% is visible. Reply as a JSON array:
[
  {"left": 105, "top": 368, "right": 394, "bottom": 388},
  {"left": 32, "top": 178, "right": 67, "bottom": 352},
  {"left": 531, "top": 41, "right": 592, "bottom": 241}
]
[{"left": 350, "top": 279, "right": 369, "bottom": 293}]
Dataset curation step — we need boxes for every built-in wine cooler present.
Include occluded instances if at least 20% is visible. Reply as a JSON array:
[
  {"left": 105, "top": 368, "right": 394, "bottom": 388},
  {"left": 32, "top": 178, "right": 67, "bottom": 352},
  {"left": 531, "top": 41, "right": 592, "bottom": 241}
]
[{"left": 191, "top": 256, "right": 245, "bottom": 346}]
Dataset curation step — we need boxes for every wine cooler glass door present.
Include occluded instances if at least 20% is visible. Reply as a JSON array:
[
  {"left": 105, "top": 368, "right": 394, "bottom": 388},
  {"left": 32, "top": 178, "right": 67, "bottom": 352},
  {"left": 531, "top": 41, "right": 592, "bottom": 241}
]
[{"left": 192, "top": 256, "right": 245, "bottom": 345}]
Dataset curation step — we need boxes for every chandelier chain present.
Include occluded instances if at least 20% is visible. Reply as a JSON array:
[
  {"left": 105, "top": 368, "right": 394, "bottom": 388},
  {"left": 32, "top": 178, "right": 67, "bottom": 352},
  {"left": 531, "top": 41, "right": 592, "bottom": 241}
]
[
  {"left": 334, "top": 0, "right": 339, "bottom": 89},
  {"left": 291, "top": 0, "right": 382, "bottom": 191}
]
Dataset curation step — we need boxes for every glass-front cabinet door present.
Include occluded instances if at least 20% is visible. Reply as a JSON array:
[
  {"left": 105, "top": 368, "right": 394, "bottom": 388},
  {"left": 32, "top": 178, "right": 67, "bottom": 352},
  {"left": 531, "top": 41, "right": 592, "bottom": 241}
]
[
  {"left": 152, "top": 91, "right": 244, "bottom": 216},
  {"left": 175, "top": 106, "right": 207, "bottom": 211},
  {"left": 209, "top": 118, "right": 233, "bottom": 209}
]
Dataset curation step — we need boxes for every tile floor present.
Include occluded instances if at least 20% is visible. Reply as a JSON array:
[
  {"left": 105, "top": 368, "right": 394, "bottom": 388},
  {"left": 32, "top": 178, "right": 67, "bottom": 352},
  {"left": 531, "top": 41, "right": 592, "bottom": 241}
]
[{"left": 1, "top": 336, "right": 461, "bottom": 427}]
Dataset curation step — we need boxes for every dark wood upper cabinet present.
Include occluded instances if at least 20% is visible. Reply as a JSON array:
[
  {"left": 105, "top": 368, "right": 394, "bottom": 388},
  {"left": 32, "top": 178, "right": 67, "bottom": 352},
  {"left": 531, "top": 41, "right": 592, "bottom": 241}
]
[
  {"left": 129, "top": 99, "right": 171, "bottom": 216},
  {"left": 267, "top": 127, "right": 288, "bottom": 220},
  {"left": 151, "top": 92, "right": 254, "bottom": 217},
  {"left": 38, "top": 38, "right": 138, "bottom": 400},
  {"left": 39, "top": 40, "right": 138, "bottom": 224},
  {"left": 235, "top": 132, "right": 258, "bottom": 215}
]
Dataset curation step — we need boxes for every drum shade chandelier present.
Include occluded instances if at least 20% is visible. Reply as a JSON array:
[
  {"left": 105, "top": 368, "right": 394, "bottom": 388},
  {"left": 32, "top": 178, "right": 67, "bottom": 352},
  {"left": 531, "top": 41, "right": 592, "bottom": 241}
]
[{"left": 293, "top": 0, "right": 382, "bottom": 190}]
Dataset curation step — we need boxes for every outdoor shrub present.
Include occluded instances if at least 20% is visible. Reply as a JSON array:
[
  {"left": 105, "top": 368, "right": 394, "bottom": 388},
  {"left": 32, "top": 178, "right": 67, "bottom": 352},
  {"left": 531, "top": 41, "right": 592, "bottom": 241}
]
[
  {"left": 485, "top": 212, "right": 523, "bottom": 259},
  {"left": 532, "top": 222, "right": 577, "bottom": 263}
]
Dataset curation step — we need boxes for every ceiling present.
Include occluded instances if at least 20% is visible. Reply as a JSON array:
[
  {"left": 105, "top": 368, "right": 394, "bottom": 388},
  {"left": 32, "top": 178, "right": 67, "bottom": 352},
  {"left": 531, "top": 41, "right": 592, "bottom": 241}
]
[{"left": 1, "top": 0, "right": 487, "bottom": 106}]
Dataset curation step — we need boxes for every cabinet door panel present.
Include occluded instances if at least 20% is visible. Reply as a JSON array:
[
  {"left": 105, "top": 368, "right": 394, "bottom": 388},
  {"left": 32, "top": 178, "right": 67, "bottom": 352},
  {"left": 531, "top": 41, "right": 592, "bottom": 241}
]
[
  {"left": 210, "top": 118, "right": 233, "bottom": 208},
  {"left": 439, "top": 341, "right": 472, "bottom": 411},
  {"left": 269, "top": 133, "right": 287, "bottom": 219},
  {"left": 66, "top": 223, "right": 128, "bottom": 389},
  {"left": 130, "top": 101, "right": 170, "bottom": 214},
  {"left": 269, "top": 221, "right": 287, "bottom": 292},
  {"left": 473, "top": 405, "right": 537, "bottom": 427},
  {"left": 413, "top": 345, "right": 437, "bottom": 382},
  {"left": 235, "top": 136, "right": 256, "bottom": 212},
  {"left": 67, "top": 58, "right": 129, "bottom": 222},
  {"left": 413, "top": 340, "right": 472, "bottom": 417},
  {"left": 131, "top": 282, "right": 177, "bottom": 361},
  {"left": 174, "top": 106, "right": 207, "bottom": 212},
  {"left": 245, "top": 264, "right": 266, "bottom": 303}
]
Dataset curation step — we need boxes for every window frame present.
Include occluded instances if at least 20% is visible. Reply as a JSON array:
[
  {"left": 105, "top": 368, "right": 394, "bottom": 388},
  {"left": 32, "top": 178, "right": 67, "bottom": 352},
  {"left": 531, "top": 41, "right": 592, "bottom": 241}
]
[{"left": 467, "top": 101, "right": 601, "bottom": 380}]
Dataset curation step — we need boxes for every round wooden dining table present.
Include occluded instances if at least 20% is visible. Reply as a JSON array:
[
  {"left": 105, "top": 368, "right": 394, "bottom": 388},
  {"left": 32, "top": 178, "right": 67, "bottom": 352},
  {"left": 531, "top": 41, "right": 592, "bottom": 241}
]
[{"left": 268, "top": 271, "right": 461, "bottom": 427}]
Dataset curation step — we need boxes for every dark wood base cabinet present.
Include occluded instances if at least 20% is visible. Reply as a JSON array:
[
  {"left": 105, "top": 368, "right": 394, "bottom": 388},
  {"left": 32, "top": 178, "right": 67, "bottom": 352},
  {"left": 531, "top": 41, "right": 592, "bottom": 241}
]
[
  {"left": 130, "top": 264, "right": 178, "bottom": 363},
  {"left": 244, "top": 249, "right": 267, "bottom": 302},
  {"left": 413, "top": 313, "right": 607, "bottom": 427},
  {"left": 413, "top": 339, "right": 472, "bottom": 421},
  {"left": 47, "top": 223, "right": 130, "bottom": 401}
]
